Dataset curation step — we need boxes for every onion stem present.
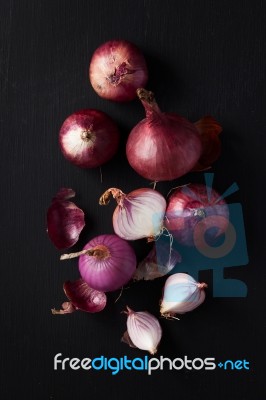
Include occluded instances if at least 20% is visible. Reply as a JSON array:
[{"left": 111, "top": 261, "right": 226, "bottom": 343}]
[{"left": 60, "top": 246, "right": 110, "bottom": 260}]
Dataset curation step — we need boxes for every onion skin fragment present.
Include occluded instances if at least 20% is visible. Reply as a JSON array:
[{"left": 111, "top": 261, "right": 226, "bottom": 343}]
[
  {"left": 47, "top": 188, "right": 85, "bottom": 250},
  {"left": 51, "top": 279, "right": 107, "bottom": 314},
  {"left": 193, "top": 116, "right": 222, "bottom": 171}
]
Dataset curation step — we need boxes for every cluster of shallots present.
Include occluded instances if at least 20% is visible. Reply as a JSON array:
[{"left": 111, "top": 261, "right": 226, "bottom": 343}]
[{"left": 48, "top": 39, "right": 229, "bottom": 355}]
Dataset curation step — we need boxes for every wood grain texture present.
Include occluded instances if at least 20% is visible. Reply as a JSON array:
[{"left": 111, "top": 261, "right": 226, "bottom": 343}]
[{"left": 0, "top": 0, "right": 265, "bottom": 398}]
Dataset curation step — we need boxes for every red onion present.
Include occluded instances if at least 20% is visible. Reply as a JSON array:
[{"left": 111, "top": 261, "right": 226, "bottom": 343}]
[
  {"left": 126, "top": 88, "right": 202, "bottom": 181},
  {"left": 89, "top": 40, "right": 148, "bottom": 102},
  {"left": 193, "top": 116, "right": 222, "bottom": 171},
  {"left": 122, "top": 307, "right": 162, "bottom": 354},
  {"left": 165, "top": 184, "right": 229, "bottom": 247},
  {"left": 59, "top": 109, "right": 120, "bottom": 168},
  {"left": 47, "top": 188, "right": 85, "bottom": 250},
  {"left": 160, "top": 273, "right": 207, "bottom": 317},
  {"left": 51, "top": 279, "right": 107, "bottom": 314},
  {"left": 99, "top": 187, "right": 166, "bottom": 240},
  {"left": 61, "top": 234, "right": 136, "bottom": 292}
]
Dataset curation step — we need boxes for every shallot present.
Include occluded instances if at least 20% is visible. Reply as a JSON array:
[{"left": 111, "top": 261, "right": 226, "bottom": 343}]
[
  {"left": 89, "top": 40, "right": 148, "bottom": 102},
  {"left": 99, "top": 187, "right": 166, "bottom": 240}
]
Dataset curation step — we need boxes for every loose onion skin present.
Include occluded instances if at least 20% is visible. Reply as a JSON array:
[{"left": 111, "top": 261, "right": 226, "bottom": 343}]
[
  {"left": 193, "top": 116, "right": 222, "bottom": 171},
  {"left": 89, "top": 40, "right": 148, "bottom": 102},
  {"left": 59, "top": 109, "right": 120, "bottom": 168},
  {"left": 165, "top": 184, "right": 229, "bottom": 247},
  {"left": 51, "top": 279, "right": 107, "bottom": 314},
  {"left": 78, "top": 234, "right": 136, "bottom": 292},
  {"left": 126, "top": 89, "right": 202, "bottom": 181},
  {"left": 47, "top": 188, "right": 85, "bottom": 250}
]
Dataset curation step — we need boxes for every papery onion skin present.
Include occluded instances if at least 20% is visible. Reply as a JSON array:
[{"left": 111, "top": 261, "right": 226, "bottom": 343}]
[
  {"left": 79, "top": 234, "right": 136, "bottom": 292},
  {"left": 160, "top": 273, "right": 207, "bottom": 316},
  {"left": 47, "top": 188, "right": 85, "bottom": 250},
  {"left": 99, "top": 187, "right": 166, "bottom": 240},
  {"left": 125, "top": 307, "right": 162, "bottom": 355},
  {"left": 51, "top": 279, "right": 107, "bottom": 314},
  {"left": 89, "top": 40, "right": 148, "bottom": 102},
  {"left": 59, "top": 109, "right": 120, "bottom": 168},
  {"left": 193, "top": 116, "right": 222, "bottom": 171},
  {"left": 126, "top": 88, "right": 202, "bottom": 181},
  {"left": 134, "top": 242, "right": 181, "bottom": 281},
  {"left": 165, "top": 184, "right": 229, "bottom": 247}
]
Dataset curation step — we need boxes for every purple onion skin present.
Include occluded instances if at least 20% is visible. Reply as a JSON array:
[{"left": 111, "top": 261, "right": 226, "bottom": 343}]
[
  {"left": 59, "top": 109, "right": 120, "bottom": 168},
  {"left": 126, "top": 89, "right": 202, "bottom": 182},
  {"left": 79, "top": 234, "right": 136, "bottom": 292},
  {"left": 165, "top": 184, "right": 229, "bottom": 246},
  {"left": 89, "top": 40, "right": 148, "bottom": 102},
  {"left": 47, "top": 188, "right": 85, "bottom": 250},
  {"left": 64, "top": 279, "right": 107, "bottom": 313}
]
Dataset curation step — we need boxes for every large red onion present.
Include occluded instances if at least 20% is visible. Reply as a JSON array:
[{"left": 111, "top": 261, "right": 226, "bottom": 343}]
[
  {"left": 165, "top": 184, "right": 229, "bottom": 247},
  {"left": 59, "top": 109, "right": 120, "bottom": 168},
  {"left": 72, "top": 234, "right": 137, "bottom": 292},
  {"left": 89, "top": 40, "right": 148, "bottom": 102},
  {"left": 126, "top": 88, "right": 202, "bottom": 181}
]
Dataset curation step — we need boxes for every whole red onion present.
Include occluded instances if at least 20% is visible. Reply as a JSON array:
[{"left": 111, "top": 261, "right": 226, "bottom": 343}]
[
  {"left": 165, "top": 184, "right": 229, "bottom": 247},
  {"left": 99, "top": 187, "right": 166, "bottom": 240},
  {"left": 89, "top": 40, "right": 148, "bottom": 102},
  {"left": 59, "top": 109, "right": 120, "bottom": 168},
  {"left": 78, "top": 234, "right": 136, "bottom": 292},
  {"left": 126, "top": 88, "right": 202, "bottom": 181}
]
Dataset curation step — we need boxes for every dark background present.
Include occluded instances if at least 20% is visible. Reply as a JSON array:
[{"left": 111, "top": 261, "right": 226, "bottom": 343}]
[{"left": 1, "top": 0, "right": 265, "bottom": 399}]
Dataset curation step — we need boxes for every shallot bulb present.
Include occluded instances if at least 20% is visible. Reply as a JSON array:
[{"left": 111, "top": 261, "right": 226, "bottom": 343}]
[
  {"left": 165, "top": 183, "right": 229, "bottom": 247},
  {"left": 99, "top": 187, "right": 166, "bottom": 240},
  {"left": 61, "top": 234, "right": 136, "bottom": 292},
  {"left": 89, "top": 40, "right": 148, "bottom": 102},
  {"left": 59, "top": 109, "right": 120, "bottom": 168},
  {"left": 160, "top": 273, "right": 207, "bottom": 317},
  {"left": 126, "top": 88, "right": 202, "bottom": 181},
  {"left": 122, "top": 307, "right": 162, "bottom": 354}
]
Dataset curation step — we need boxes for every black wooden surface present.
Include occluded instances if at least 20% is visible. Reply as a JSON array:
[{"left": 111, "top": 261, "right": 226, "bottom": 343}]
[{"left": 1, "top": 1, "right": 265, "bottom": 399}]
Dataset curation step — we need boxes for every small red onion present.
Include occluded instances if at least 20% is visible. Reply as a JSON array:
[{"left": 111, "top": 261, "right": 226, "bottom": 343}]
[
  {"left": 193, "top": 116, "right": 222, "bottom": 171},
  {"left": 51, "top": 279, "right": 107, "bottom": 314},
  {"left": 160, "top": 273, "right": 207, "bottom": 317},
  {"left": 165, "top": 184, "right": 229, "bottom": 247},
  {"left": 89, "top": 40, "right": 148, "bottom": 102},
  {"left": 122, "top": 307, "right": 162, "bottom": 354},
  {"left": 59, "top": 109, "right": 120, "bottom": 168},
  {"left": 99, "top": 187, "right": 166, "bottom": 240},
  {"left": 60, "top": 234, "right": 136, "bottom": 292},
  {"left": 46, "top": 188, "right": 85, "bottom": 250},
  {"left": 126, "top": 88, "right": 202, "bottom": 181}
]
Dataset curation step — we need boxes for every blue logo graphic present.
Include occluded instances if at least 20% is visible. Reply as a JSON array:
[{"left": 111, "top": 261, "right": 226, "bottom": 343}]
[{"left": 154, "top": 173, "right": 249, "bottom": 297}]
